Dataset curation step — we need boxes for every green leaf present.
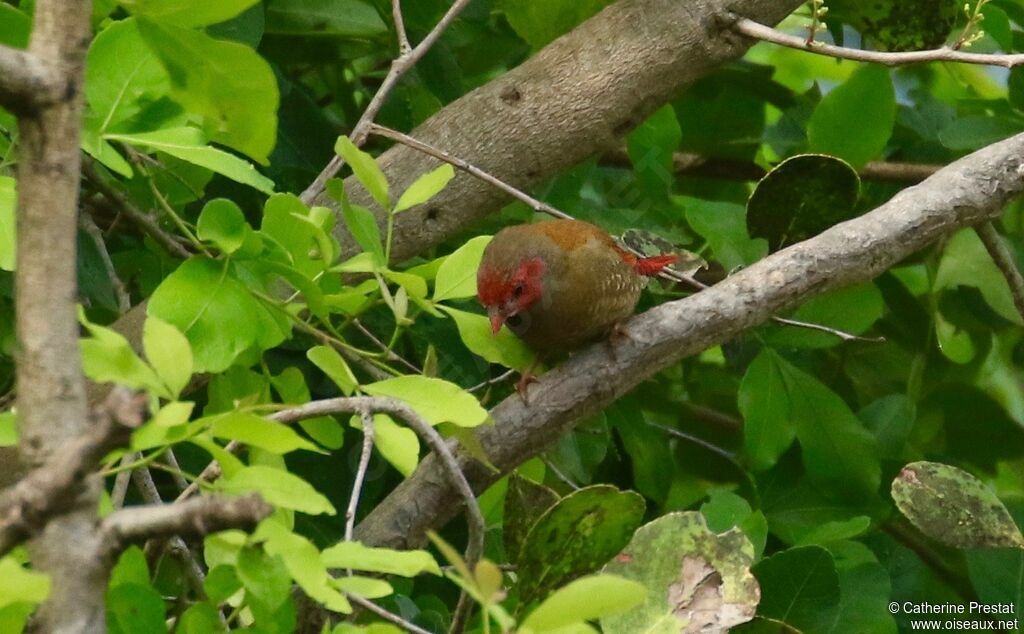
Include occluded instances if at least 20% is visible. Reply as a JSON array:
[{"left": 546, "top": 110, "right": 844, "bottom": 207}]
[
  {"left": 938, "top": 115, "right": 1024, "bottom": 151},
  {"left": 85, "top": 18, "right": 172, "bottom": 138},
  {"left": 264, "top": 0, "right": 387, "bottom": 38},
  {"left": 176, "top": 602, "right": 224, "bottom": 634},
  {"left": 700, "top": 490, "right": 767, "bottom": 560},
  {"left": 106, "top": 583, "right": 166, "bottom": 634},
  {"left": 807, "top": 65, "right": 895, "bottom": 168},
  {"left": 394, "top": 164, "right": 455, "bottom": 213},
  {"left": 336, "top": 192, "right": 384, "bottom": 263},
  {"left": 79, "top": 315, "right": 166, "bottom": 396},
  {"left": 207, "top": 412, "right": 320, "bottom": 454},
  {"left": 0, "top": 558, "right": 50, "bottom": 608},
  {"left": 363, "top": 376, "right": 488, "bottom": 427},
  {"left": 197, "top": 198, "right": 248, "bottom": 254},
  {"left": 220, "top": 466, "right": 336, "bottom": 515},
  {"left": 434, "top": 235, "right": 492, "bottom": 301},
  {"left": 333, "top": 575, "right": 393, "bottom": 599},
  {"left": 521, "top": 574, "right": 646, "bottom": 633},
  {"left": 0, "top": 4, "right": 30, "bottom": 48},
  {"left": 503, "top": 474, "right": 560, "bottom": 563},
  {"left": 256, "top": 519, "right": 352, "bottom": 613},
  {"left": 680, "top": 197, "right": 766, "bottom": 271},
  {"left": 354, "top": 413, "right": 419, "bottom": 477},
  {"left": 739, "top": 350, "right": 795, "bottom": 471},
  {"left": 136, "top": 20, "right": 279, "bottom": 163},
  {"left": 892, "top": 461, "right": 1024, "bottom": 548},
  {"left": 498, "top": 0, "right": 615, "bottom": 48},
  {"left": 321, "top": 541, "right": 441, "bottom": 577},
  {"left": 148, "top": 258, "right": 288, "bottom": 373},
  {"left": 307, "top": 345, "right": 358, "bottom": 395},
  {"left": 517, "top": 485, "right": 645, "bottom": 606},
  {"left": 203, "top": 565, "right": 241, "bottom": 604},
  {"left": 441, "top": 306, "right": 534, "bottom": 371},
  {"left": 601, "top": 512, "right": 760, "bottom": 632},
  {"left": 119, "top": 0, "right": 259, "bottom": 27},
  {"left": 935, "top": 228, "right": 1024, "bottom": 325},
  {"left": 0, "top": 412, "right": 16, "bottom": 448},
  {"left": 143, "top": 316, "right": 193, "bottom": 398},
  {"left": 773, "top": 350, "right": 882, "bottom": 500},
  {"left": 747, "top": 154, "right": 861, "bottom": 251},
  {"left": 626, "top": 105, "right": 681, "bottom": 197},
  {"left": 260, "top": 194, "right": 331, "bottom": 277},
  {"left": 752, "top": 546, "right": 840, "bottom": 632},
  {"left": 109, "top": 128, "right": 274, "bottom": 193},
  {"left": 0, "top": 177, "right": 14, "bottom": 272},
  {"left": 236, "top": 545, "right": 292, "bottom": 609},
  {"left": 335, "top": 136, "right": 389, "bottom": 208}
]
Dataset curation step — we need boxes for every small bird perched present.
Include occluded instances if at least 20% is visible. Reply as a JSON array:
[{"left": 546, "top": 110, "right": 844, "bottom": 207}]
[{"left": 477, "top": 219, "right": 678, "bottom": 357}]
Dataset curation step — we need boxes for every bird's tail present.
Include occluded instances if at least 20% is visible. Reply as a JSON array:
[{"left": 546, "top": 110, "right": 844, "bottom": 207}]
[{"left": 631, "top": 253, "right": 678, "bottom": 277}]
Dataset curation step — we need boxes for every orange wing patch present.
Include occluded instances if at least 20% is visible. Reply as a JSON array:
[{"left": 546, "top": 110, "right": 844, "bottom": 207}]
[{"left": 534, "top": 219, "right": 613, "bottom": 251}]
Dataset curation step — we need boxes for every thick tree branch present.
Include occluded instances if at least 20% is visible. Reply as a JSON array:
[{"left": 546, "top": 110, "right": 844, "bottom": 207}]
[
  {"left": 732, "top": 17, "right": 1024, "bottom": 67},
  {"left": 0, "top": 389, "right": 146, "bottom": 557},
  {"left": 354, "top": 132, "right": 1024, "bottom": 551},
  {"left": 302, "top": 0, "right": 475, "bottom": 202},
  {"left": 314, "top": 0, "right": 804, "bottom": 262},
  {"left": 13, "top": 2, "right": 106, "bottom": 630},
  {"left": 0, "top": 44, "right": 62, "bottom": 115},
  {"left": 100, "top": 494, "right": 271, "bottom": 557}
]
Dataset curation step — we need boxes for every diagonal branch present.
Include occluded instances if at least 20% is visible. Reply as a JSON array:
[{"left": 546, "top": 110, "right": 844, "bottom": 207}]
[
  {"left": 100, "top": 494, "right": 271, "bottom": 557},
  {"left": 354, "top": 132, "right": 1024, "bottom": 551},
  {"left": 0, "top": 389, "right": 147, "bottom": 557},
  {"left": 302, "top": 0, "right": 475, "bottom": 202},
  {"left": 732, "top": 16, "right": 1024, "bottom": 68},
  {"left": 974, "top": 221, "right": 1024, "bottom": 322}
]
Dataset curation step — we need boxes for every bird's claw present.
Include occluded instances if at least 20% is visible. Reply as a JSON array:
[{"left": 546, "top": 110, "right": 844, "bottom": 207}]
[
  {"left": 515, "top": 372, "right": 539, "bottom": 404},
  {"left": 605, "top": 321, "right": 633, "bottom": 361}
]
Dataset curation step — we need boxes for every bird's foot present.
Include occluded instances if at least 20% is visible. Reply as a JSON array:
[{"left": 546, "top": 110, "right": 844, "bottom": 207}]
[
  {"left": 515, "top": 358, "right": 543, "bottom": 404},
  {"left": 606, "top": 321, "right": 633, "bottom": 361}
]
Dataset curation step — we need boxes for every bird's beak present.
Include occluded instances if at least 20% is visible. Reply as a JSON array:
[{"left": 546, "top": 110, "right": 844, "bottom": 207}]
[{"left": 488, "top": 306, "right": 505, "bottom": 334}]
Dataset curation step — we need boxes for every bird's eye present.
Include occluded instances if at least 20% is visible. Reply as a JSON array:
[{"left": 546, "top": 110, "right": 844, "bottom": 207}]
[{"left": 512, "top": 284, "right": 525, "bottom": 299}]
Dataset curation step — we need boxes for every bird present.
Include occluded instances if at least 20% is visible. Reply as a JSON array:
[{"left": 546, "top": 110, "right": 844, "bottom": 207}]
[{"left": 476, "top": 219, "right": 677, "bottom": 392}]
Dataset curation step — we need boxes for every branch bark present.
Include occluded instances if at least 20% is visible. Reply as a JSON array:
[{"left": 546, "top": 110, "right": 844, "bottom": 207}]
[
  {"left": 354, "top": 131, "right": 1024, "bottom": 551},
  {"left": 316, "top": 0, "right": 804, "bottom": 263},
  {"left": 0, "top": 44, "right": 62, "bottom": 115},
  {"left": 11, "top": 1, "right": 99, "bottom": 631}
]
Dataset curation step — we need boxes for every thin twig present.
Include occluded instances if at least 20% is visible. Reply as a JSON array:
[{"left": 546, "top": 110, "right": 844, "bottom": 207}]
[
  {"left": 346, "top": 410, "right": 376, "bottom": 544},
  {"left": 468, "top": 369, "right": 517, "bottom": 394},
  {"left": 732, "top": 16, "right": 1024, "bottom": 68},
  {"left": 352, "top": 319, "right": 422, "bottom": 374},
  {"left": 392, "top": 0, "right": 412, "bottom": 55},
  {"left": 540, "top": 456, "right": 580, "bottom": 491},
  {"left": 79, "top": 212, "right": 132, "bottom": 312},
  {"left": 110, "top": 454, "right": 136, "bottom": 509},
  {"left": 770, "top": 316, "right": 885, "bottom": 342},
  {"left": 975, "top": 221, "right": 1024, "bottom": 322},
  {"left": 162, "top": 448, "right": 191, "bottom": 493},
  {"left": 81, "top": 159, "right": 192, "bottom": 259},
  {"left": 601, "top": 149, "right": 942, "bottom": 183},
  {"left": 347, "top": 593, "right": 432, "bottom": 634},
  {"left": 370, "top": 123, "right": 880, "bottom": 343},
  {"left": 302, "top": 0, "right": 475, "bottom": 203}
]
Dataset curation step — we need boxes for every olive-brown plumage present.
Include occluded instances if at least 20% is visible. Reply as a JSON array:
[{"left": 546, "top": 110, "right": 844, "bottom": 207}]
[{"left": 476, "top": 219, "right": 676, "bottom": 356}]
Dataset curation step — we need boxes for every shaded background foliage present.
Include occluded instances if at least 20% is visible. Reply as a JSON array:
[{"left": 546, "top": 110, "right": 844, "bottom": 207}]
[{"left": 1, "top": 0, "right": 1024, "bottom": 632}]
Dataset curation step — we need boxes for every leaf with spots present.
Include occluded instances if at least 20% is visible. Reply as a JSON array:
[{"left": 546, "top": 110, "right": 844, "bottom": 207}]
[
  {"left": 601, "top": 512, "right": 760, "bottom": 633},
  {"left": 892, "top": 461, "right": 1024, "bottom": 549},
  {"left": 516, "top": 485, "right": 645, "bottom": 607}
]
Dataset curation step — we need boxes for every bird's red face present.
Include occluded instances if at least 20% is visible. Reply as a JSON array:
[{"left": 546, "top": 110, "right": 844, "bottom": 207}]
[{"left": 477, "top": 257, "right": 546, "bottom": 334}]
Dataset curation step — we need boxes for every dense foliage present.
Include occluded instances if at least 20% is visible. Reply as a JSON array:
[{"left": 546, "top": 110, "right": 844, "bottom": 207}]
[{"left": 2, "top": 0, "right": 1024, "bottom": 632}]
